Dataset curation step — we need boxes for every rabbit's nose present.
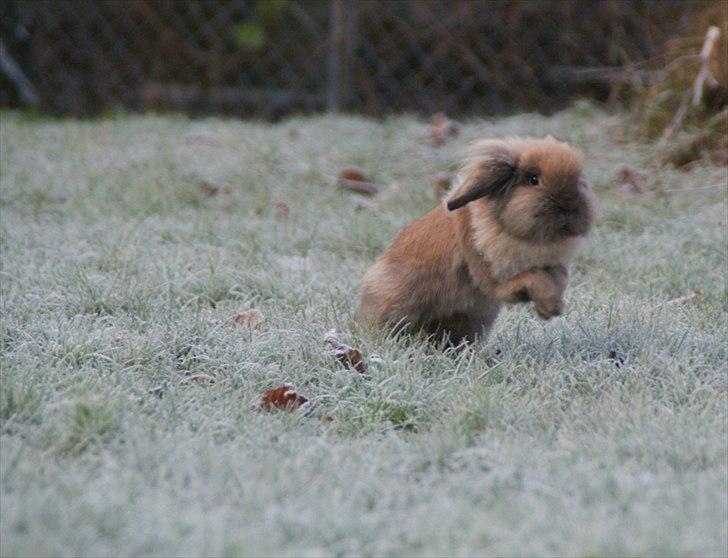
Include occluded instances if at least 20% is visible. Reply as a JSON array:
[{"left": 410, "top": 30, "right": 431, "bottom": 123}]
[{"left": 559, "top": 202, "right": 580, "bottom": 214}]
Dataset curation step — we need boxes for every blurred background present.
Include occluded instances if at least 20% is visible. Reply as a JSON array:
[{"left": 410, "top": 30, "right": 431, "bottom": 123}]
[{"left": 1, "top": 0, "right": 725, "bottom": 120}]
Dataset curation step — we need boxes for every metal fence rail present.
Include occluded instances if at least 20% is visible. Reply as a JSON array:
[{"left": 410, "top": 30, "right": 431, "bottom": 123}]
[{"left": 0, "top": 0, "right": 711, "bottom": 118}]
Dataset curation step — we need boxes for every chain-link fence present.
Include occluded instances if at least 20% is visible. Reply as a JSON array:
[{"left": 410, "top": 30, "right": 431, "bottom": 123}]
[{"left": 0, "top": 0, "right": 714, "bottom": 119}]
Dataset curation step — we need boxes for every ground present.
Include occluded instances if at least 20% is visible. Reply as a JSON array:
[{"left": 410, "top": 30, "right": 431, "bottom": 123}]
[{"left": 1, "top": 105, "right": 726, "bottom": 556}]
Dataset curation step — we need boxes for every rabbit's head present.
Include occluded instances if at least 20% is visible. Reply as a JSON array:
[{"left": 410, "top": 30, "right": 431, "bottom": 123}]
[{"left": 447, "top": 137, "right": 595, "bottom": 242}]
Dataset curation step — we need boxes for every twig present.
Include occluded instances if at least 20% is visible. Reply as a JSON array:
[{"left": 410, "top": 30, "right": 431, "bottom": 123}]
[
  {"left": 0, "top": 39, "right": 40, "bottom": 106},
  {"left": 692, "top": 26, "right": 721, "bottom": 107},
  {"left": 659, "top": 26, "right": 721, "bottom": 147},
  {"left": 658, "top": 87, "right": 693, "bottom": 147}
]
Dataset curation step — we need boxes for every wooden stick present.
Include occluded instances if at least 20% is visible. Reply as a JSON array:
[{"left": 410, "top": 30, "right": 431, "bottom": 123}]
[
  {"left": 0, "top": 40, "right": 40, "bottom": 106},
  {"left": 692, "top": 26, "right": 721, "bottom": 107},
  {"left": 659, "top": 26, "right": 721, "bottom": 146}
]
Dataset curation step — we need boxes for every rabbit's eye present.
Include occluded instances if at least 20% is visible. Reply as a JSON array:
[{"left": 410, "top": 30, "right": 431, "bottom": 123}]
[{"left": 528, "top": 174, "right": 540, "bottom": 186}]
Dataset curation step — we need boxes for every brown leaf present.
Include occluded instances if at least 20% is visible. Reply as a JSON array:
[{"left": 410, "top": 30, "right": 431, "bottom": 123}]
[
  {"left": 229, "top": 309, "right": 263, "bottom": 328},
  {"left": 338, "top": 166, "right": 368, "bottom": 183},
  {"left": 258, "top": 384, "right": 311, "bottom": 412},
  {"left": 430, "top": 172, "right": 452, "bottom": 200},
  {"left": 274, "top": 202, "right": 290, "bottom": 218},
  {"left": 666, "top": 286, "right": 702, "bottom": 306},
  {"left": 428, "top": 113, "right": 459, "bottom": 147},
  {"left": 336, "top": 167, "right": 379, "bottom": 196},
  {"left": 339, "top": 179, "right": 379, "bottom": 196},
  {"left": 616, "top": 166, "right": 647, "bottom": 196},
  {"left": 324, "top": 329, "right": 367, "bottom": 374},
  {"left": 199, "top": 179, "right": 231, "bottom": 197},
  {"left": 332, "top": 347, "right": 367, "bottom": 374}
]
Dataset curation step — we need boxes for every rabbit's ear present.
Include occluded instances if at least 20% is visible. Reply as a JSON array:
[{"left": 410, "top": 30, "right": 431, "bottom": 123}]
[{"left": 446, "top": 154, "right": 517, "bottom": 211}]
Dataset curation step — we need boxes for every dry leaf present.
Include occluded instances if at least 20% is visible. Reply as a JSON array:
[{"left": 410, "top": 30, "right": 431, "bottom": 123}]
[
  {"left": 616, "top": 166, "right": 647, "bottom": 196},
  {"left": 338, "top": 166, "right": 368, "bottom": 182},
  {"left": 229, "top": 309, "right": 263, "bottom": 328},
  {"left": 430, "top": 172, "right": 452, "bottom": 200},
  {"left": 428, "top": 112, "right": 459, "bottom": 147},
  {"left": 336, "top": 167, "right": 379, "bottom": 196},
  {"left": 258, "top": 384, "right": 314, "bottom": 414},
  {"left": 324, "top": 328, "right": 367, "bottom": 374},
  {"left": 199, "top": 179, "right": 231, "bottom": 197},
  {"left": 666, "top": 286, "right": 702, "bottom": 306},
  {"left": 332, "top": 347, "right": 367, "bottom": 374},
  {"left": 339, "top": 179, "right": 379, "bottom": 196},
  {"left": 274, "top": 202, "right": 290, "bottom": 218}
]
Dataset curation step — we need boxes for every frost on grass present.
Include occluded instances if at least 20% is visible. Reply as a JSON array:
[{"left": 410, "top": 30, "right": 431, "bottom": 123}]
[{"left": 0, "top": 108, "right": 726, "bottom": 557}]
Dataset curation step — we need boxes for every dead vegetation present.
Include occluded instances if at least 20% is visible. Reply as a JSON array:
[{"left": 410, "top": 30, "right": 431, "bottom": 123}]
[{"left": 635, "top": 4, "right": 727, "bottom": 167}]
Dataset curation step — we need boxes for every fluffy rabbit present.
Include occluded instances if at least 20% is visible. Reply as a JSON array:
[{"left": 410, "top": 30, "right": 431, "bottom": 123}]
[{"left": 358, "top": 136, "right": 595, "bottom": 343}]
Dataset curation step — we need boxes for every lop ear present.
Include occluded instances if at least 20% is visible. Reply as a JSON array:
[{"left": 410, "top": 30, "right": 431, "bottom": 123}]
[{"left": 446, "top": 149, "right": 517, "bottom": 211}]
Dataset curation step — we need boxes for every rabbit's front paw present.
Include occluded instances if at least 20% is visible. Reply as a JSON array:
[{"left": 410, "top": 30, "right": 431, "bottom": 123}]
[{"left": 535, "top": 296, "right": 564, "bottom": 320}]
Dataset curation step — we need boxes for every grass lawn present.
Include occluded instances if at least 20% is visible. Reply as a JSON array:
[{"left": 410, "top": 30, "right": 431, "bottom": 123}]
[{"left": 1, "top": 105, "right": 726, "bottom": 556}]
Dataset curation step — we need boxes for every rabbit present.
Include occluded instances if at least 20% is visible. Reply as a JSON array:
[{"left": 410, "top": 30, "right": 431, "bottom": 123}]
[{"left": 357, "top": 136, "right": 596, "bottom": 344}]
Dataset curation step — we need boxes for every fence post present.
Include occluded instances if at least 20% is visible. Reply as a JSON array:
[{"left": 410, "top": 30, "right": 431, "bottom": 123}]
[
  {"left": 327, "top": 0, "right": 355, "bottom": 112},
  {"left": 326, "top": 0, "right": 342, "bottom": 111}
]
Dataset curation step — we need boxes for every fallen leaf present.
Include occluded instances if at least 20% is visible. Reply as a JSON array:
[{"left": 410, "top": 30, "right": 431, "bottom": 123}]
[
  {"left": 258, "top": 384, "right": 314, "bottom": 414},
  {"left": 339, "top": 179, "right": 379, "bottom": 196},
  {"left": 229, "top": 309, "right": 263, "bottom": 328},
  {"left": 274, "top": 202, "right": 290, "bottom": 218},
  {"left": 428, "top": 112, "right": 459, "bottom": 147},
  {"left": 332, "top": 347, "right": 367, "bottom": 373},
  {"left": 324, "top": 328, "right": 367, "bottom": 374},
  {"left": 616, "top": 166, "right": 647, "bottom": 196},
  {"left": 199, "top": 179, "right": 231, "bottom": 197},
  {"left": 666, "top": 286, "right": 702, "bottom": 306},
  {"left": 336, "top": 167, "right": 379, "bottom": 196},
  {"left": 430, "top": 172, "right": 452, "bottom": 200},
  {"left": 338, "top": 166, "right": 368, "bottom": 182}
]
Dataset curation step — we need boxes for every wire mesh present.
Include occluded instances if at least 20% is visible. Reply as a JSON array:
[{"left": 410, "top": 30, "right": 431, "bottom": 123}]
[{"left": 0, "top": 0, "right": 713, "bottom": 118}]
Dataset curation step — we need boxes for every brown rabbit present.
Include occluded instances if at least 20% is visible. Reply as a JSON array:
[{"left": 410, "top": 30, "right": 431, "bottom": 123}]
[{"left": 357, "top": 136, "right": 595, "bottom": 343}]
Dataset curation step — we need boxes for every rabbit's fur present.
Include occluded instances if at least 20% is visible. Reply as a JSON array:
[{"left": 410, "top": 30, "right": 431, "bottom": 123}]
[{"left": 358, "top": 136, "right": 595, "bottom": 343}]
